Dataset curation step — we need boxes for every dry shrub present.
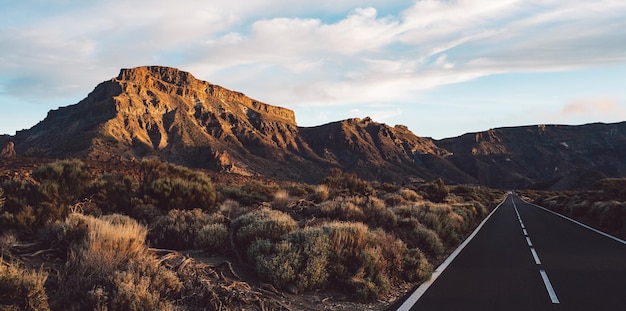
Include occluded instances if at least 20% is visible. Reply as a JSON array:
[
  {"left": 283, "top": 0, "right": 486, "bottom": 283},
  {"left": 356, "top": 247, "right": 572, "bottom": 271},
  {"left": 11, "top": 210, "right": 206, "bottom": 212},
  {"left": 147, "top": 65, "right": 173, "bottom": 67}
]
[
  {"left": 248, "top": 221, "right": 430, "bottom": 301},
  {"left": 0, "top": 259, "right": 50, "bottom": 311},
  {"left": 312, "top": 184, "right": 330, "bottom": 202},
  {"left": 196, "top": 223, "right": 229, "bottom": 251},
  {"left": 232, "top": 208, "right": 297, "bottom": 252},
  {"left": 394, "top": 202, "right": 465, "bottom": 246},
  {"left": 55, "top": 213, "right": 181, "bottom": 310},
  {"left": 317, "top": 197, "right": 365, "bottom": 221},
  {"left": 398, "top": 188, "right": 422, "bottom": 202},
  {"left": 271, "top": 189, "right": 295, "bottom": 211},
  {"left": 403, "top": 248, "right": 433, "bottom": 283},
  {"left": 140, "top": 159, "right": 218, "bottom": 212},
  {"left": 150, "top": 209, "right": 227, "bottom": 250}
]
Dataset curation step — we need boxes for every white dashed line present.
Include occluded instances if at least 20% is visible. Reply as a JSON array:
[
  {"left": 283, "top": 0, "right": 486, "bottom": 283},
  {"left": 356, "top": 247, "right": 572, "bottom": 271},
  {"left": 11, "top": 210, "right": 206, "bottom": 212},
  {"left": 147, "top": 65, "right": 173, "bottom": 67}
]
[
  {"left": 526, "top": 237, "right": 533, "bottom": 247},
  {"left": 540, "top": 270, "right": 560, "bottom": 304},
  {"left": 530, "top": 248, "right": 542, "bottom": 265},
  {"left": 523, "top": 229, "right": 528, "bottom": 236}
]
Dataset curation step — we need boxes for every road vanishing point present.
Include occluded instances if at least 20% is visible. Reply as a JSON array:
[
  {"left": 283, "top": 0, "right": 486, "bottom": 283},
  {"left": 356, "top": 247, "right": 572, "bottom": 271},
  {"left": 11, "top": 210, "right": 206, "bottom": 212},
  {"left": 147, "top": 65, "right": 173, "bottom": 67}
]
[{"left": 397, "top": 193, "right": 626, "bottom": 311}]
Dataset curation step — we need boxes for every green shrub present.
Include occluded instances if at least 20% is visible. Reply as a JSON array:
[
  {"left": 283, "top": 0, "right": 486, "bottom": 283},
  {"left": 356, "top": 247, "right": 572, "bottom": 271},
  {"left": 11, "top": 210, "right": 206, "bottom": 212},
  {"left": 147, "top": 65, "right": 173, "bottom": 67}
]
[
  {"left": 403, "top": 248, "right": 433, "bottom": 283},
  {"left": 422, "top": 178, "right": 449, "bottom": 203},
  {"left": 140, "top": 159, "right": 218, "bottom": 212},
  {"left": 232, "top": 208, "right": 297, "bottom": 252},
  {"left": 33, "top": 159, "right": 91, "bottom": 206},
  {"left": 150, "top": 209, "right": 226, "bottom": 250},
  {"left": 89, "top": 173, "right": 137, "bottom": 214},
  {"left": 316, "top": 197, "right": 365, "bottom": 221},
  {"left": 247, "top": 221, "right": 425, "bottom": 301},
  {"left": 322, "top": 169, "right": 374, "bottom": 196},
  {"left": 196, "top": 223, "right": 229, "bottom": 251}
]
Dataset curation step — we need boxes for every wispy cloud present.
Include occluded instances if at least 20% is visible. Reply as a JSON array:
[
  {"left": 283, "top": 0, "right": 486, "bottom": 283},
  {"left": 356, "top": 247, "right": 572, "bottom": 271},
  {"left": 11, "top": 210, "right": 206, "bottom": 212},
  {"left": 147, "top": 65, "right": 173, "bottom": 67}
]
[{"left": 1, "top": 0, "right": 625, "bottom": 135}]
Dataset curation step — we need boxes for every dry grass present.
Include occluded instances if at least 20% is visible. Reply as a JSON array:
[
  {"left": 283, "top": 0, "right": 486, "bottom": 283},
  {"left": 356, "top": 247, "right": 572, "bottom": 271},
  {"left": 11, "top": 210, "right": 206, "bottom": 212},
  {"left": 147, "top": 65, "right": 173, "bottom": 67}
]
[
  {"left": 0, "top": 259, "right": 50, "bottom": 311},
  {"left": 56, "top": 213, "right": 181, "bottom": 310}
]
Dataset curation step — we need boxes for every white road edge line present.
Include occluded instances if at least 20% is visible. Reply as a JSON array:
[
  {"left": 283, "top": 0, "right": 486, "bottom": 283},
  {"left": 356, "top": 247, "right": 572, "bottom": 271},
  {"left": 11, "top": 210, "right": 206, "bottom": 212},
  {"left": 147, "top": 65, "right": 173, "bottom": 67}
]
[
  {"left": 520, "top": 198, "right": 626, "bottom": 246},
  {"left": 395, "top": 195, "right": 509, "bottom": 311},
  {"left": 530, "top": 248, "right": 541, "bottom": 265},
  {"left": 539, "top": 270, "right": 560, "bottom": 304},
  {"left": 526, "top": 237, "right": 533, "bottom": 247}
]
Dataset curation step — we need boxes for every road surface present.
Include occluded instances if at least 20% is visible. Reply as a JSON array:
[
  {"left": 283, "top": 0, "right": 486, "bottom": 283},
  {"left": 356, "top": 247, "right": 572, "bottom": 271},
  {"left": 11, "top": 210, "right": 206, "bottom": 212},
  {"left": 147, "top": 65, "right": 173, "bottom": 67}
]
[{"left": 399, "top": 194, "right": 626, "bottom": 311}]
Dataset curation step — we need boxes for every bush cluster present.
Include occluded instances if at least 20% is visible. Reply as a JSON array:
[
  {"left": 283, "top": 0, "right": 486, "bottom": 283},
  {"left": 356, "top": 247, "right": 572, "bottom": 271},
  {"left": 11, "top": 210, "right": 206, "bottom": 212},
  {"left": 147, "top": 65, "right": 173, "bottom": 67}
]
[
  {"left": 0, "top": 259, "right": 50, "bottom": 311},
  {"left": 247, "top": 221, "right": 432, "bottom": 301},
  {"left": 140, "top": 159, "right": 218, "bottom": 212},
  {"left": 53, "top": 213, "right": 182, "bottom": 310},
  {"left": 149, "top": 209, "right": 228, "bottom": 251}
]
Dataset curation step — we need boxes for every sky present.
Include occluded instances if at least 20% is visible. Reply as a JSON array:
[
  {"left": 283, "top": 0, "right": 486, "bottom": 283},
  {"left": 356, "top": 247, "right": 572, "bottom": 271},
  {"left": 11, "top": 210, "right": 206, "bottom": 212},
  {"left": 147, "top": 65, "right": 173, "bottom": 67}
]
[{"left": 1, "top": 0, "right": 626, "bottom": 139}]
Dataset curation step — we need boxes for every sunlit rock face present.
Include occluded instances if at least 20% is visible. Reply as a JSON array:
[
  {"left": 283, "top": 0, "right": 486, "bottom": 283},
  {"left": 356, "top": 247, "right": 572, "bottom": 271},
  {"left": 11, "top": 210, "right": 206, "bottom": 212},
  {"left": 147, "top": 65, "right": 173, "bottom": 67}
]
[{"left": 11, "top": 66, "right": 626, "bottom": 188}]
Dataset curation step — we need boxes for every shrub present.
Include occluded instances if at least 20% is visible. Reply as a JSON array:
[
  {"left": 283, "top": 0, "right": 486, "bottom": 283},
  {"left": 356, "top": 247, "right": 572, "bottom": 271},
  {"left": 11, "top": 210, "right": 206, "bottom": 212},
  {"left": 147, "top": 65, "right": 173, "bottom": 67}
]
[
  {"left": 422, "top": 178, "right": 449, "bottom": 203},
  {"left": 150, "top": 209, "right": 226, "bottom": 250},
  {"left": 89, "top": 173, "right": 137, "bottom": 214},
  {"left": 232, "top": 208, "right": 297, "bottom": 252},
  {"left": 0, "top": 259, "right": 50, "bottom": 311},
  {"left": 316, "top": 197, "right": 365, "bottom": 221},
  {"left": 196, "top": 223, "right": 229, "bottom": 251},
  {"left": 247, "top": 221, "right": 427, "bottom": 301},
  {"left": 271, "top": 189, "right": 294, "bottom": 210},
  {"left": 322, "top": 169, "right": 374, "bottom": 196},
  {"left": 140, "top": 159, "right": 218, "bottom": 212},
  {"left": 55, "top": 213, "right": 181, "bottom": 310},
  {"left": 33, "top": 159, "right": 91, "bottom": 207},
  {"left": 403, "top": 248, "right": 433, "bottom": 283},
  {"left": 312, "top": 184, "right": 330, "bottom": 202}
]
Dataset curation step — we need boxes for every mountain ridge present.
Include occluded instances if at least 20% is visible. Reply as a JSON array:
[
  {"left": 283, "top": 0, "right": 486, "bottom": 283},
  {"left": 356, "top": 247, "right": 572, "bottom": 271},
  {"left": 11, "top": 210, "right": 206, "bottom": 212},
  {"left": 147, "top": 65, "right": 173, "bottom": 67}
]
[{"left": 5, "top": 66, "right": 626, "bottom": 189}]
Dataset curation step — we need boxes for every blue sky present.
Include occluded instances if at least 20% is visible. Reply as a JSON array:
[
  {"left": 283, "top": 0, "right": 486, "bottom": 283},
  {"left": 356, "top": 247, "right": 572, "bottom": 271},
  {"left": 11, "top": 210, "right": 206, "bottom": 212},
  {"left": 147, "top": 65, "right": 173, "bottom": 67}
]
[{"left": 1, "top": 0, "right": 626, "bottom": 139}]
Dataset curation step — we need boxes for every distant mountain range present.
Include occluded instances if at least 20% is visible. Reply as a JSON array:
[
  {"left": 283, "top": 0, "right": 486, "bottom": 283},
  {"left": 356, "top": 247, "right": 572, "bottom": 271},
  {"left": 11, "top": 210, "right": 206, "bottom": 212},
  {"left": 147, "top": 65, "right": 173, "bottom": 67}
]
[{"left": 3, "top": 66, "right": 626, "bottom": 190}]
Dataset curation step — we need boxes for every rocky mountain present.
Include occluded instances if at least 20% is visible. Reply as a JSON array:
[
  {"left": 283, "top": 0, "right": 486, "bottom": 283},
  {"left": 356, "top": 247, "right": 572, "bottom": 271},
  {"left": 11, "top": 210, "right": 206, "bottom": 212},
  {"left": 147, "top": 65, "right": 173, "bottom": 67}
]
[
  {"left": 438, "top": 123, "right": 626, "bottom": 189},
  {"left": 5, "top": 66, "right": 626, "bottom": 189}
]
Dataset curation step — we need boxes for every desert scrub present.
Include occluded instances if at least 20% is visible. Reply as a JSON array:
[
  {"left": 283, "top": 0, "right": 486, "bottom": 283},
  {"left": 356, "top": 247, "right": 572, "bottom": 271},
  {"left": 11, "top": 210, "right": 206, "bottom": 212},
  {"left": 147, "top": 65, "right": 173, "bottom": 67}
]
[
  {"left": 219, "top": 181, "right": 279, "bottom": 206},
  {"left": 139, "top": 159, "right": 218, "bottom": 212},
  {"left": 248, "top": 221, "right": 430, "bottom": 301},
  {"left": 150, "top": 209, "right": 228, "bottom": 250},
  {"left": 271, "top": 189, "right": 295, "bottom": 211},
  {"left": 316, "top": 196, "right": 366, "bottom": 221},
  {"left": 0, "top": 259, "right": 50, "bottom": 311},
  {"left": 232, "top": 208, "right": 297, "bottom": 253},
  {"left": 55, "top": 213, "right": 181, "bottom": 310},
  {"left": 311, "top": 184, "right": 330, "bottom": 202},
  {"left": 394, "top": 202, "right": 465, "bottom": 246},
  {"left": 421, "top": 178, "right": 449, "bottom": 203},
  {"left": 322, "top": 168, "right": 374, "bottom": 197}
]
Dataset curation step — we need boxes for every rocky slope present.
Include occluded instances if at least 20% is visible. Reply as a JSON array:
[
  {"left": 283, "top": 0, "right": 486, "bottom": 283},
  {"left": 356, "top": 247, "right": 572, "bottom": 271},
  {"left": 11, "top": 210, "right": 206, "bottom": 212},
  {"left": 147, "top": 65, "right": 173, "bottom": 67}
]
[
  {"left": 438, "top": 123, "right": 626, "bottom": 189},
  {"left": 5, "top": 66, "right": 626, "bottom": 189}
]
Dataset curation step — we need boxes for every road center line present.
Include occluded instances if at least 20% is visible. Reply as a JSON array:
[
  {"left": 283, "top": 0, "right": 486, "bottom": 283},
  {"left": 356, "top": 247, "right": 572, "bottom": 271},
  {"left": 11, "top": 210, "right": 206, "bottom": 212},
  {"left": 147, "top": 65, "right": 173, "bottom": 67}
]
[
  {"left": 530, "top": 248, "right": 541, "bottom": 264},
  {"left": 540, "top": 270, "right": 560, "bottom": 304}
]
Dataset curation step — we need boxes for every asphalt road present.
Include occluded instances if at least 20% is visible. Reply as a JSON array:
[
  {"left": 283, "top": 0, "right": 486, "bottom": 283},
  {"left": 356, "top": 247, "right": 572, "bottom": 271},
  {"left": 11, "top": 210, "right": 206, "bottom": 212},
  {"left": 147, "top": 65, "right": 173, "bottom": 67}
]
[{"left": 402, "top": 194, "right": 626, "bottom": 311}]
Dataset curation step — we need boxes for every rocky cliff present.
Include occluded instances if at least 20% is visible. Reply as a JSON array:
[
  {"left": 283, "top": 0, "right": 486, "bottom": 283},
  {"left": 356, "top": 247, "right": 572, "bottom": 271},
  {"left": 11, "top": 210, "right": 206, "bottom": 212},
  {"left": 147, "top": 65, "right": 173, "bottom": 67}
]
[{"left": 9, "top": 66, "right": 626, "bottom": 189}]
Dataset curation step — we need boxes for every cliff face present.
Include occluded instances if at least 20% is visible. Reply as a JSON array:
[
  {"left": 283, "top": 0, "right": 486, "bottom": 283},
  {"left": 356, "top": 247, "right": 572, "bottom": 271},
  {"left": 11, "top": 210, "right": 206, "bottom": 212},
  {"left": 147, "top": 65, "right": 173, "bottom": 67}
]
[
  {"left": 436, "top": 123, "right": 626, "bottom": 189},
  {"left": 15, "top": 66, "right": 302, "bottom": 177},
  {"left": 10, "top": 66, "right": 626, "bottom": 188}
]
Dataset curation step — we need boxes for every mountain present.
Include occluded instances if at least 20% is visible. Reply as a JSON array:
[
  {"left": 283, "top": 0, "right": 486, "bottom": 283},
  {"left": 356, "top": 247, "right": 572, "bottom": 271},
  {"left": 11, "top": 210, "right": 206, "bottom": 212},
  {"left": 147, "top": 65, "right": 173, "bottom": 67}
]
[
  {"left": 438, "top": 123, "right": 626, "bottom": 189},
  {"left": 5, "top": 66, "right": 626, "bottom": 189}
]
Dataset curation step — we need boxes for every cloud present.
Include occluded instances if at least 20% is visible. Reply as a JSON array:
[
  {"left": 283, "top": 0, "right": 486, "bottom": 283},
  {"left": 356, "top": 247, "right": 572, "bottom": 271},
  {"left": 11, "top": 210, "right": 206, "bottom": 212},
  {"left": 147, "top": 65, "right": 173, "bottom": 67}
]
[
  {"left": 559, "top": 99, "right": 626, "bottom": 118},
  {"left": 1, "top": 0, "right": 626, "bottom": 112}
]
